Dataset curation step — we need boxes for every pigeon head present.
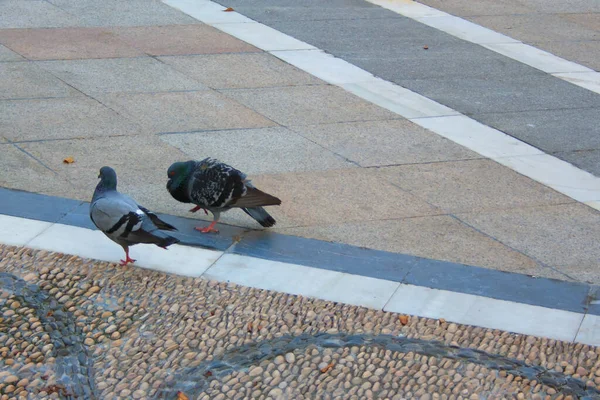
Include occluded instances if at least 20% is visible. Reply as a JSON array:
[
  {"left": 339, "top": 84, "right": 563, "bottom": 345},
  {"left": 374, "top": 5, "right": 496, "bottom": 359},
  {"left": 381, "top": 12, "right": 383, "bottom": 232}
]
[
  {"left": 166, "top": 161, "right": 194, "bottom": 202},
  {"left": 97, "top": 166, "right": 118, "bottom": 190}
]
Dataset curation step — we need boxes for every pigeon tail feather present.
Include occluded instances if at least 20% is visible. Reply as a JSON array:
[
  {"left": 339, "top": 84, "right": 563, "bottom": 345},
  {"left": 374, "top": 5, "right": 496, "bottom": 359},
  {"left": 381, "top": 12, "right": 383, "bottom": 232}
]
[{"left": 243, "top": 207, "right": 276, "bottom": 228}]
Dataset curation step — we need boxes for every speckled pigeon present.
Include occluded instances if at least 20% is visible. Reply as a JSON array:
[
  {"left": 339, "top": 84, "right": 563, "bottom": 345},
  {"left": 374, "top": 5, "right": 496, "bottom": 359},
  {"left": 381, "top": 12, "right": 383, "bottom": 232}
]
[
  {"left": 166, "top": 158, "right": 281, "bottom": 233},
  {"left": 90, "top": 166, "right": 179, "bottom": 265}
]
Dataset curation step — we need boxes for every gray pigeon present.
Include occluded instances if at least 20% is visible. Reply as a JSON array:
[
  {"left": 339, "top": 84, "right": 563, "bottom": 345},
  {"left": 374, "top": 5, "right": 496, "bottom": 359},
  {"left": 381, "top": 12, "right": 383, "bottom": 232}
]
[
  {"left": 166, "top": 158, "right": 281, "bottom": 233},
  {"left": 90, "top": 166, "right": 179, "bottom": 265}
]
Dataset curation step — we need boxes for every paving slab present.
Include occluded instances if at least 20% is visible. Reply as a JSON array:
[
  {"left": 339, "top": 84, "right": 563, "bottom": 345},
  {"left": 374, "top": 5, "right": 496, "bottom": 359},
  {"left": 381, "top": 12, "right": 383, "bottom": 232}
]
[
  {"left": 341, "top": 43, "right": 540, "bottom": 81},
  {"left": 0, "top": 62, "right": 82, "bottom": 100},
  {"left": 111, "top": 24, "right": 260, "bottom": 56},
  {"left": 222, "top": 85, "right": 399, "bottom": 126},
  {"left": 290, "top": 120, "right": 479, "bottom": 168},
  {"left": 467, "top": 14, "right": 600, "bottom": 43},
  {"left": 475, "top": 107, "right": 600, "bottom": 153},
  {"left": 0, "top": 28, "right": 145, "bottom": 61},
  {"left": 0, "top": 0, "right": 80, "bottom": 29},
  {"left": 96, "top": 91, "right": 276, "bottom": 134},
  {"left": 226, "top": 3, "right": 399, "bottom": 22},
  {"left": 160, "top": 127, "right": 355, "bottom": 175},
  {"left": 0, "top": 97, "right": 144, "bottom": 142},
  {"left": 399, "top": 73, "right": 600, "bottom": 114},
  {"left": 2, "top": 245, "right": 600, "bottom": 398},
  {"left": 36, "top": 57, "right": 206, "bottom": 94},
  {"left": 379, "top": 159, "right": 572, "bottom": 214},
  {"left": 278, "top": 215, "right": 551, "bottom": 276},
  {"left": 46, "top": 0, "right": 199, "bottom": 27},
  {"left": 0, "top": 144, "right": 72, "bottom": 195},
  {"left": 248, "top": 168, "right": 439, "bottom": 227},
  {"left": 0, "top": 44, "right": 25, "bottom": 62},
  {"left": 19, "top": 135, "right": 187, "bottom": 192},
  {"left": 159, "top": 53, "right": 323, "bottom": 89},
  {"left": 456, "top": 203, "right": 600, "bottom": 284}
]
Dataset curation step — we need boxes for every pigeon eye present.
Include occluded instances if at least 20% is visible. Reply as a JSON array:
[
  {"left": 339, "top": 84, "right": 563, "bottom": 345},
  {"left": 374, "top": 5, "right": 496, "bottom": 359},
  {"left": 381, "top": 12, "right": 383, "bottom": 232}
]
[{"left": 169, "top": 171, "right": 175, "bottom": 177}]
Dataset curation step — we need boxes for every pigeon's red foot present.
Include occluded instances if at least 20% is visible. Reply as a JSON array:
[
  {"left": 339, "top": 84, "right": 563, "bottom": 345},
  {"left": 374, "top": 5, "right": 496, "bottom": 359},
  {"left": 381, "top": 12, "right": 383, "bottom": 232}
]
[
  {"left": 194, "top": 221, "right": 219, "bottom": 234},
  {"left": 119, "top": 256, "right": 136, "bottom": 266},
  {"left": 120, "top": 250, "right": 136, "bottom": 266},
  {"left": 189, "top": 206, "right": 209, "bottom": 215}
]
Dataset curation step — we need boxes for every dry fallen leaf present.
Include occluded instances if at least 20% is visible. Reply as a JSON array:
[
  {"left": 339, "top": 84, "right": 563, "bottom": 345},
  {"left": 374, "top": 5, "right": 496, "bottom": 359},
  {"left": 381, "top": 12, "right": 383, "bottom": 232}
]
[
  {"left": 247, "top": 321, "right": 253, "bottom": 333},
  {"left": 320, "top": 362, "right": 335, "bottom": 373},
  {"left": 63, "top": 156, "right": 75, "bottom": 164},
  {"left": 224, "top": 7, "right": 234, "bottom": 11},
  {"left": 399, "top": 315, "right": 409, "bottom": 325},
  {"left": 176, "top": 392, "right": 190, "bottom": 400},
  {"left": 203, "top": 370, "right": 213, "bottom": 378},
  {"left": 423, "top": 45, "right": 429, "bottom": 50}
]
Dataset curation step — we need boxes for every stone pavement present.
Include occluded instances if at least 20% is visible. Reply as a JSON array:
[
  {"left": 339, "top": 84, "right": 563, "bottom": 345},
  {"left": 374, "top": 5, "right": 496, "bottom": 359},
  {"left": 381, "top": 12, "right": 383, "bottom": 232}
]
[
  {"left": 2, "top": 245, "right": 600, "bottom": 399},
  {"left": 1, "top": 0, "right": 600, "bottom": 285}
]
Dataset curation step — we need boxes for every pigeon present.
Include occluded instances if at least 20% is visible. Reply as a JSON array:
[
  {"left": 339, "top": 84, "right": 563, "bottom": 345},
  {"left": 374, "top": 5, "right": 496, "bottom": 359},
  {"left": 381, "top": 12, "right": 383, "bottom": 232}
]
[
  {"left": 90, "top": 166, "right": 179, "bottom": 265},
  {"left": 166, "top": 158, "right": 281, "bottom": 233}
]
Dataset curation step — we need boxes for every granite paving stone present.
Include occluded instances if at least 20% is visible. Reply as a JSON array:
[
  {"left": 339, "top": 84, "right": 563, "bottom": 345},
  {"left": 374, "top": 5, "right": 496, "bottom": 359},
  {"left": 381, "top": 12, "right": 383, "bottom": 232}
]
[
  {"left": 466, "top": 14, "right": 600, "bottom": 43},
  {"left": 399, "top": 74, "right": 600, "bottom": 115},
  {"left": 111, "top": 24, "right": 260, "bottom": 56},
  {"left": 160, "top": 127, "right": 355, "bottom": 175},
  {"left": 247, "top": 168, "right": 439, "bottom": 227},
  {"left": 289, "top": 120, "right": 480, "bottom": 167},
  {"left": 475, "top": 108, "right": 600, "bottom": 153},
  {"left": 222, "top": 85, "right": 399, "bottom": 126},
  {"left": 0, "top": 97, "right": 144, "bottom": 142},
  {"left": 379, "top": 159, "right": 573, "bottom": 214},
  {"left": 0, "top": 62, "right": 82, "bottom": 100},
  {"left": 456, "top": 203, "right": 600, "bottom": 284},
  {"left": 45, "top": 0, "right": 199, "bottom": 27},
  {"left": 0, "top": 144, "right": 71, "bottom": 195},
  {"left": 0, "top": 0, "right": 80, "bottom": 29},
  {"left": 36, "top": 57, "right": 206, "bottom": 94},
  {"left": 159, "top": 53, "right": 323, "bottom": 89},
  {"left": 0, "top": 28, "right": 145, "bottom": 61},
  {"left": 278, "top": 214, "right": 552, "bottom": 277},
  {"left": 19, "top": 135, "right": 187, "bottom": 184},
  {"left": 95, "top": 91, "right": 276, "bottom": 134},
  {"left": 0, "top": 44, "right": 25, "bottom": 62},
  {"left": 504, "top": 0, "right": 600, "bottom": 14}
]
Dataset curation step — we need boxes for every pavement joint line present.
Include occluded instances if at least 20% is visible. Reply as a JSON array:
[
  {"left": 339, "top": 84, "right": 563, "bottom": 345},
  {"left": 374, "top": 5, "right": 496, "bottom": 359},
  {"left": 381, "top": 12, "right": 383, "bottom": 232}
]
[
  {"left": 161, "top": 0, "right": 600, "bottom": 210},
  {"left": 1, "top": 213, "right": 595, "bottom": 345},
  {"left": 2, "top": 188, "right": 600, "bottom": 345}
]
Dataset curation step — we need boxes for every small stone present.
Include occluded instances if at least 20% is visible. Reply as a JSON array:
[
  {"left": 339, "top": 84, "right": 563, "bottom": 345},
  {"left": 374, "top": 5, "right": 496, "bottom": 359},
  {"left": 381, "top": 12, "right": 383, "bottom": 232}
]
[
  {"left": 88, "top": 286, "right": 101, "bottom": 294},
  {"left": 132, "top": 390, "right": 145, "bottom": 399},
  {"left": 4, "top": 376, "right": 18, "bottom": 384},
  {"left": 16, "top": 379, "right": 28, "bottom": 387},
  {"left": 105, "top": 325, "right": 117, "bottom": 334},
  {"left": 274, "top": 355, "right": 285, "bottom": 365},
  {"left": 249, "top": 367, "right": 263, "bottom": 377},
  {"left": 285, "top": 353, "right": 295, "bottom": 363},
  {"left": 84, "top": 338, "right": 95, "bottom": 346},
  {"left": 576, "top": 367, "right": 588, "bottom": 376},
  {"left": 447, "top": 323, "right": 458, "bottom": 333},
  {"left": 111, "top": 332, "right": 121, "bottom": 340}
]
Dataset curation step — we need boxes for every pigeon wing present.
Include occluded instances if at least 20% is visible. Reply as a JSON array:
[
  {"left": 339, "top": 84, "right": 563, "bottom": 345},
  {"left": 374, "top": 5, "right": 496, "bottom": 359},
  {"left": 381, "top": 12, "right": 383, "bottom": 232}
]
[{"left": 188, "top": 158, "right": 247, "bottom": 208}]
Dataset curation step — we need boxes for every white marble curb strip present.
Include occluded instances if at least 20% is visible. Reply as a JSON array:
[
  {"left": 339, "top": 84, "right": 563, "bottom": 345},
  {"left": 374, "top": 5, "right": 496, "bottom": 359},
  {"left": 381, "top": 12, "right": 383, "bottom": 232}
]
[
  {"left": 162, "top": 0, "right": 600, "bottom": 210},
  {"left": 0, "top": 213, "right": 598, "bottom": 346},
  {"left": 367, "top": 0, "right": 600, "bottom": 92}
]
